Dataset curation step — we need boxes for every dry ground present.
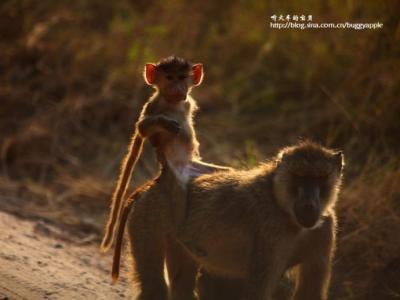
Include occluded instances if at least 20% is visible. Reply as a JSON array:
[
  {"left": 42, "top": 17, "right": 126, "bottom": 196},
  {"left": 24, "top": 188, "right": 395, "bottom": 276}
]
[{"left": 0, "top": 210, "right": 129, "bottom": 300}]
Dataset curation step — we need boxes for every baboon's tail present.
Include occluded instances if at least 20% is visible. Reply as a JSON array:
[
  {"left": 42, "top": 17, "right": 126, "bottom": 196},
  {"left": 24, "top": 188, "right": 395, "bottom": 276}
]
[
  {"left": 111, "top": 178, "right": 158, "bottom": 284},
  {"left": 111, "top": 197, "right": 133, "bottom": 284},
  {"left": 100, "top": 134, "right": 144, "bottom": 253}
]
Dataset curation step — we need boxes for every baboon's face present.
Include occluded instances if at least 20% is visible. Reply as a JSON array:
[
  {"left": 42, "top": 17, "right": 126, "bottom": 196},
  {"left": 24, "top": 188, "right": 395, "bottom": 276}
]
[
  {"left": 274, "top": 146, "right": 344, "bottom": 228},
  {"left": 144, "top": 60, "right": 202, "bottom": 104},
  {"left": 290, "top": 174, "right": 335, "bottom": 228},
  {"left": 156, "top": 69, "right": 192, "bottom": 103}
]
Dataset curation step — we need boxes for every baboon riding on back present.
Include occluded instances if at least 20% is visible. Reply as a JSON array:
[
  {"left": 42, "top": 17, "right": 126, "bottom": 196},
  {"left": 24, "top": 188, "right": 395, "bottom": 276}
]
[{"left": 114, "top": 141, "right": 344, "bottom": 300}]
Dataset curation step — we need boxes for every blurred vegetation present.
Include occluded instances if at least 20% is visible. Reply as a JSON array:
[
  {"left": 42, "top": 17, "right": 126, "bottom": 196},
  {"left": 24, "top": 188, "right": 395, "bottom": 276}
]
[{"left": 0, "top": 0, "right": 399, "bottom": 299}]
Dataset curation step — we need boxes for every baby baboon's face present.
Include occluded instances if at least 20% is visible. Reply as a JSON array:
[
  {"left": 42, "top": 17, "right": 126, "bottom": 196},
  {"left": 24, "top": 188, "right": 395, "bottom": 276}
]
[{"left": 274, "top": 143, "right": 344, "bottom": 228}]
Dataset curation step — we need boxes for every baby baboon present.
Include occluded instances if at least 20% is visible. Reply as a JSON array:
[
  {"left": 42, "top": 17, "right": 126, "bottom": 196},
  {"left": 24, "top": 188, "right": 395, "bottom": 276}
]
[
  {"left": 126, "top": 141, "right": 344, "bottom": 300},
  {"left": 101, "top": 56, "right": 230, "bottom": 253}
]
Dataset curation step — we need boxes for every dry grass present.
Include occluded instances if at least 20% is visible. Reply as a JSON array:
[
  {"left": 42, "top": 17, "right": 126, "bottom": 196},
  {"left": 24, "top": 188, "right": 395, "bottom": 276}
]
[{"left": 0, "top": 1, "right": 399, "bottom": 299}]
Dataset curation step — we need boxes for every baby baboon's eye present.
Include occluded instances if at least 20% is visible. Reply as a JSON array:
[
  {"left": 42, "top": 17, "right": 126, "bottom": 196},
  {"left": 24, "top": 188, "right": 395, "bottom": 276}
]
[
  {"left": 178, "top": 75, "right": 187, "bottom": 80},
  {"left": 166, "top": 75, "right": 173, "bottom": 80}
]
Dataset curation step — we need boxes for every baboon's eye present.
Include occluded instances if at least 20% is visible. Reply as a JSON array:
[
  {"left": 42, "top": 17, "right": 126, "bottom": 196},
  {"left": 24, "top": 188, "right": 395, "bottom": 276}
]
[
  {"left": 319, "top": 178, "right": 331, "bottom": 199},
  {"left": 178, "top": 75, "right": 187, "bottom": 80},
  {"left": 166, "top": 75, "right": 173, "bottom": 80}
]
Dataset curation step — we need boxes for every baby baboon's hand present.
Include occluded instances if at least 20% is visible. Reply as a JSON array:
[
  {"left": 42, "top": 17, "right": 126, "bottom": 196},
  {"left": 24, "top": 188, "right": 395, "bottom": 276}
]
[{"left": 159, "top": 117, "right": 181, "bottom": 134}]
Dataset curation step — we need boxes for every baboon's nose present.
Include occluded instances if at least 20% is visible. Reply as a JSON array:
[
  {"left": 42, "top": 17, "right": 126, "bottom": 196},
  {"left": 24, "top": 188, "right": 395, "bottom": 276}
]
[
  {"left": 301, "top": 203, "right": 315, "bottom": 211},
  {"left": 294, "top": 202, "right": 319, "bottom": 228}
]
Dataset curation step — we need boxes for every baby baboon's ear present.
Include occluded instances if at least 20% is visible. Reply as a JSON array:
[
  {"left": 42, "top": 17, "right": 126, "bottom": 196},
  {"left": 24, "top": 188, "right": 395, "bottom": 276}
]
[
  {"left": 334, "top": 151, "right": 344, "bottom": 172},
  {"left": 192, "top": 64, "right": 203, "bottom": 86},
  {"left": 144, "top": 63, "right": 156, "bottom": 85}
]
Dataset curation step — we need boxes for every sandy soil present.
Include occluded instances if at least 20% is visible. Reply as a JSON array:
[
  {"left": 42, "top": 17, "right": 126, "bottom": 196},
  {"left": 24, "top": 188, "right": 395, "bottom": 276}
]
[{"left": 0, "top": 211, "right": 130, "bottom": 300}]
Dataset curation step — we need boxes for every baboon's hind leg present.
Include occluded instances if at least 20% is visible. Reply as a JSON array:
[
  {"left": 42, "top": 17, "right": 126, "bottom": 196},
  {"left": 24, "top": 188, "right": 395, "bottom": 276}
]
[
  {"left": 127, "top": 206, "right": 167, "bottom": 300},
  {"left": 166, "top": 235, "right": 198, "bottom": 300}
]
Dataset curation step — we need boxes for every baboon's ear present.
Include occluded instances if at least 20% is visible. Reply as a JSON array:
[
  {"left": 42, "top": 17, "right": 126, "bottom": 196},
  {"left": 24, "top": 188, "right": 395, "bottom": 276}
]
[
  {"left": 334, "top": 151, "right": 344, "bottom": 172},
  {"left": 144, "top": 63, "right": 156, "bottom": 85},
  {"left": 192, "top": 64, "right": 203, "bottom": 86}
]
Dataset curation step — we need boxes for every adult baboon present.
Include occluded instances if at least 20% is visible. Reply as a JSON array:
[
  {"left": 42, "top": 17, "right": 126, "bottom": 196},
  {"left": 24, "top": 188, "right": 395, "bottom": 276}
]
[{"left": 125, "top": 141, "right": 344, "bottom": 300}]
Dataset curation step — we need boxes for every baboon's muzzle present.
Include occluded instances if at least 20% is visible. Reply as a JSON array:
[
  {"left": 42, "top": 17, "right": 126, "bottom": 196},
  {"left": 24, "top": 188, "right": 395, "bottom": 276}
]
[{"left": 294, "top": 185, "right": 320, "bottom": 228}]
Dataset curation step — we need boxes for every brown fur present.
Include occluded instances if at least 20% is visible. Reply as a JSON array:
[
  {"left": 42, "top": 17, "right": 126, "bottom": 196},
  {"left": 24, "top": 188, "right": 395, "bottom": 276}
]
[
  {"left": 111, "top": 175, "right": 161, "bottom": 284},
  {"left": 124, "top": 141, "right": 344, "bottom": 300},
  {"left": 100, "top": 56, "right": 231, "bottom": 254},
  {"left": 100, "top": 56, "right": 197, "bottom": 253}
]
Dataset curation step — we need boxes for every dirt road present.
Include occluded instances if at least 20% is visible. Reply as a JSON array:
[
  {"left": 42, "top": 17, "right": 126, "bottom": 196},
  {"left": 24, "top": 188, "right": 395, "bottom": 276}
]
[{"left": 0, "top": 211, "right": 129, "bottom": 300}]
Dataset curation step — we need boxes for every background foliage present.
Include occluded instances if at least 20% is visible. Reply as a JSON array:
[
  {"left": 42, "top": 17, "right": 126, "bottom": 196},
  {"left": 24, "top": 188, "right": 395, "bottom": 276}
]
[{"left": 1, "top": 1, "right": 399, "bottom": 299}]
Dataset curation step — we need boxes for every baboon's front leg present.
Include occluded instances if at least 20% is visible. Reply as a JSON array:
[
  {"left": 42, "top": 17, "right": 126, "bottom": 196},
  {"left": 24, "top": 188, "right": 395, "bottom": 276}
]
[
  {"left": 127, "top": 205, "right": 167, "bottom": 300},
  {"left": 292, "top": 216, "right": 336, "bottom": 300},
  {"left": 245, "top": 259, "right": 282, "bottom": 300},
  {"left": 197, "top": 270, "right": 244, "bottom": 300},
  {"left": 138, "top": 115, "right": 181, "bottom": 138},
  {"left": 245, "top": 235, "right": 289, "bottom": 300},
  {"left": 165, "top": 236, "right": 198, "bottom": 300},
  {"left": 190, "top": 160, "right": 233, "bottom": 174}
]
